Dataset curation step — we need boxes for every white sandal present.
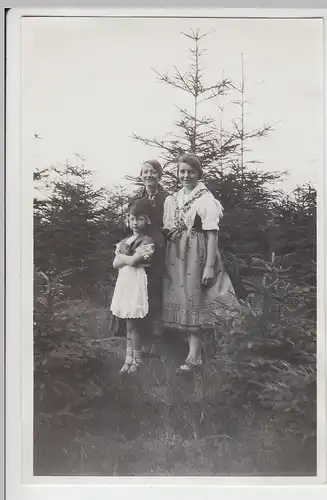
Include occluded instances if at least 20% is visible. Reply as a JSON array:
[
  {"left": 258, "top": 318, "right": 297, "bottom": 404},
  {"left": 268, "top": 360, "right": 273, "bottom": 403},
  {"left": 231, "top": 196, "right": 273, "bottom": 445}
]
[
  {"left": 176, "top": 360, "right": 202, "bottom": 375},
  {"left": 128, "top": 360, "right": 142, "bottom": 374},
  {"left": 119, "top": 362, "right": 132, "bottom": 374}
]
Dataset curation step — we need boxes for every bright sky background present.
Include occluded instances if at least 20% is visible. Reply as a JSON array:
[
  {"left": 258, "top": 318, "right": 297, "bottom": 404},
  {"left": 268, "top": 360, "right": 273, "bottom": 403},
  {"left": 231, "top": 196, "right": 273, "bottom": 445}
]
[{"left": 22, "top": 16, "right": 323, "bottom": 194}]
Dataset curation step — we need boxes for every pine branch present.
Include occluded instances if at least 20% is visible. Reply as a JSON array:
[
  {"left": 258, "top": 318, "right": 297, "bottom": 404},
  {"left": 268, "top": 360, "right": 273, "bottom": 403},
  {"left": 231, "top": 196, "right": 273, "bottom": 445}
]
[{"left": 152, "top": 68, "right": 194, "bottom": 95}]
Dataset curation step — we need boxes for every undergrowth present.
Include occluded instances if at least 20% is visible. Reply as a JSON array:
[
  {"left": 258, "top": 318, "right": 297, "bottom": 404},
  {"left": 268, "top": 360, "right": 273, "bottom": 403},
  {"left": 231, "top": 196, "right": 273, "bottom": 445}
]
[
  {"left": 34, "top": 336, "right": 316, "bottom": 476},
  {"left": 34, "top": 255, "right": 316, "bottom": 477}
]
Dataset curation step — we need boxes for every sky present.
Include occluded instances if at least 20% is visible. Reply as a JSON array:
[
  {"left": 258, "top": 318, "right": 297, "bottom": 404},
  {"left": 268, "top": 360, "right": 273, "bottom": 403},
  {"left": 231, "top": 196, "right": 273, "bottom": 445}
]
[{"left": 22, "top": 16, "right": 323, "bottom": 193}]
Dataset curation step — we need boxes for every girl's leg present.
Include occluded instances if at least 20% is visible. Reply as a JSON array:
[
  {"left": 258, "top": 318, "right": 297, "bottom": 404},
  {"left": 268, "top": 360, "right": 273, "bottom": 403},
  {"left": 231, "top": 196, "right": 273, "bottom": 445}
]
[
  {"left": 129, "top": 320, "right": 143, "bottom": 374},
  {"left": 119, "top": 320, "right": 133, "bottom": 373}
]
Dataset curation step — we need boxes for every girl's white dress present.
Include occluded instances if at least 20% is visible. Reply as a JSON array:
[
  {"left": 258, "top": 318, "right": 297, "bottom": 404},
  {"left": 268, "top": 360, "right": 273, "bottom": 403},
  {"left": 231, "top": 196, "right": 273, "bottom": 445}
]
[{"left": 110, "top": 235, "right": 155, "bottom": 319}]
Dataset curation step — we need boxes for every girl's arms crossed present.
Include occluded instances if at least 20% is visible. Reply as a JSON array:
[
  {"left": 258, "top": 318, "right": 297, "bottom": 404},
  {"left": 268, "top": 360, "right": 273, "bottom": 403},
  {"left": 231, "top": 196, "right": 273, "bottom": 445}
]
[
  {"left": 113, "top": 241, "right": 155, "bottom": 270},
  {"left": 113, "top": 251, "right": 148, "bottom": 269}
]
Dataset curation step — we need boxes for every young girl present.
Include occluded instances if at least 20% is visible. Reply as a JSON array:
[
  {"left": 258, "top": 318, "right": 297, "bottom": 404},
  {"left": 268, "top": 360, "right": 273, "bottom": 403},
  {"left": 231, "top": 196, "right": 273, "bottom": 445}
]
[
  {"left": 110, "top": 198, "right": 156, "bottom": 374},
  {"left": 162, "top": 154, "right": 240, "bottom": 375}
]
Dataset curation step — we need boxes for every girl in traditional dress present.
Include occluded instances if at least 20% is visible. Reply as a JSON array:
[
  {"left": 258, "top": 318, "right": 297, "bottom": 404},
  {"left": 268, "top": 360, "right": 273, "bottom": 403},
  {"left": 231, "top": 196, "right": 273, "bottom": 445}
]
[
  {"left": 110, "top": 198, "right": 157, "bottom": 374},
  {"left": 162, "top": 154, "right": 240, "bottom": 375}
]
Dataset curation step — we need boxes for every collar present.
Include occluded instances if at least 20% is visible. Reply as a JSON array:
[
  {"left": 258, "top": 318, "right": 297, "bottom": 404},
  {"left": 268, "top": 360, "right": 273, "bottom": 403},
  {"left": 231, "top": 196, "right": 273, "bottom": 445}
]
[
  {"left": 146, "top": 188, "right": 159, "bottom": 200},
  {"left": 176, "top": 181, "right": 208, "bottom": 207}
]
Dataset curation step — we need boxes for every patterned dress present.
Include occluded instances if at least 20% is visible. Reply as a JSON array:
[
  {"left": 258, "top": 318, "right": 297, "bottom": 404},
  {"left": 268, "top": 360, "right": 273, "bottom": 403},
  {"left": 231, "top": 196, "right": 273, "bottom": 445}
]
[{"left": 162, "top": 182, "right": 240, "bottom": 333}]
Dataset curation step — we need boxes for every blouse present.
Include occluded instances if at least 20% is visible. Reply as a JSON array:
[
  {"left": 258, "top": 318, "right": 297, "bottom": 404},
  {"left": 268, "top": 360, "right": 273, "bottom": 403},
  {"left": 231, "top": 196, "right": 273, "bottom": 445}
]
[{"left": 163, "top": 181, "right": 223, "bottom": 233}]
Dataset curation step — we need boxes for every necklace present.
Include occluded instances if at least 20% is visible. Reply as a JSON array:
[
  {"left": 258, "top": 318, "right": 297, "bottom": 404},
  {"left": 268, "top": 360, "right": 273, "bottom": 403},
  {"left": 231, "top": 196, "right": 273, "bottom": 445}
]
[{"left": 146, "top": 188, "right": 159, "bottom": 205}]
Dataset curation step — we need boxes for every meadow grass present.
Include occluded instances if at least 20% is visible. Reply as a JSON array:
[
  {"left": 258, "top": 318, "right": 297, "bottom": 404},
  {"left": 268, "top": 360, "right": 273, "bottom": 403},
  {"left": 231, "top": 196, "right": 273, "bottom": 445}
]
[{"left": 34, "top": 307, "right": 316, "bottom": 477}]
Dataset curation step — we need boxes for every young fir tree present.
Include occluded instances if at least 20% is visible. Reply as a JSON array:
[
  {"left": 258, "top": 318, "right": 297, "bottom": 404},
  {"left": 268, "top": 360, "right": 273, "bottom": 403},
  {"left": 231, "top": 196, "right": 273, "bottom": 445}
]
[
  {"left": 130, "top": 29, "right": 286, "bottom": 289},
  {"left": 274, "top": 183, "right": 316, "bottom": 288},
  {"left": 34, "top": 159, "right": 109, "bottom": 299},
  {"left": 131, "top": 29, "right": 234, "bottom": 190}
]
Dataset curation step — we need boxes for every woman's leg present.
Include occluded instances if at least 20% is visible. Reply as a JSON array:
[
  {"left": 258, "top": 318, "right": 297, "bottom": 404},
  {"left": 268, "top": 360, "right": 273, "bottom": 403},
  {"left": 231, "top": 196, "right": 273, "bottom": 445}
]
[
  {"left": 119, "top": 320, "right": 133, "bottom": 373},
  {"left": 186, "top": 334, "right": 202, "bottom": 365},
  {"left": 140, "top": 318, "right": 152, "bottom": 355},
  {"left": 153, "top": 318, "right": 163, "bottom": 339},
  {"left": 141, "top": 317, "right": 162, "bottom": 358},
  {"left": 142, "top": 277, "right": 163, "bottom": 357},
  {"left": 177, "top": 333, "right": 202, "bottom": 374}
]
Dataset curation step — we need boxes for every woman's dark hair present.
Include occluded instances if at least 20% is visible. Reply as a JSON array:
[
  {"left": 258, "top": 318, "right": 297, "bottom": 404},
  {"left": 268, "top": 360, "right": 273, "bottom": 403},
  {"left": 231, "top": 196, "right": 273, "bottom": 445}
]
[{"left": 178, "top": 153, "right": 203, "bottom": 179}]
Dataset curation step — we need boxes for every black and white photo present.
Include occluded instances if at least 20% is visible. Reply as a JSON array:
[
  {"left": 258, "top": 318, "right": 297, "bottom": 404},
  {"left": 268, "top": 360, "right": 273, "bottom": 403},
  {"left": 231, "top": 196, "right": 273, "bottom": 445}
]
[{"left": 6, "top": 11, "right": 325, "bottom": 488}]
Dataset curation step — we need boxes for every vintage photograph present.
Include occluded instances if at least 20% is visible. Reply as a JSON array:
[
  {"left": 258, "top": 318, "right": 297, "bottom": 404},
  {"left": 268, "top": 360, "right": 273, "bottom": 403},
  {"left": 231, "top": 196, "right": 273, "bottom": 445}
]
[{"left": 24, "top": 16, "right": 321, "bottom": 477}]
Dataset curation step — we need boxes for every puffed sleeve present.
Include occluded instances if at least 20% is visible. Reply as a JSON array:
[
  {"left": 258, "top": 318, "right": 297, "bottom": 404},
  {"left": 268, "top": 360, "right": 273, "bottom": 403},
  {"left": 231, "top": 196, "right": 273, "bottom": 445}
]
[
  {"left": 134, "top": 236, "right": 155, "bottom": 266},
  {"left": 138, "top": 244, "right": 155, "bottom": 261},
  {"left": 197, "top": 193, "right": 223, "bottom": 231},
  {"left": 163, "top": 195, "right": 176, "bottom": 230}
]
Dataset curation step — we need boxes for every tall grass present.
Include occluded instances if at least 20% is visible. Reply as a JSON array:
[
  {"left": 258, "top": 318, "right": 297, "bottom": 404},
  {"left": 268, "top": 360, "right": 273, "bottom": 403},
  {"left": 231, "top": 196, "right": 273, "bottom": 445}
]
[
  {"left": 34, "top": 252, "right": 316, "bottom": 477},
  {"left": 34, "top": 310, "right": 315, "bottom": 476}
]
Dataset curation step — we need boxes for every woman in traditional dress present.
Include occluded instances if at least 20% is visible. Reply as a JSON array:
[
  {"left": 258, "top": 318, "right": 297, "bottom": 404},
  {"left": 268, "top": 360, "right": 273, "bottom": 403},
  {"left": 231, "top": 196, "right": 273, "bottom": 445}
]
[{"left": 162, "top": 154, "right": 240, "bottom": 374}]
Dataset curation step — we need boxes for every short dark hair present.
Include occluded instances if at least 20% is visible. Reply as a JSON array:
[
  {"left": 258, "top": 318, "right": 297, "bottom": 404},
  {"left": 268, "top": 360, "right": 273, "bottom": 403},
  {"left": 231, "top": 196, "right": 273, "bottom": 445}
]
[
  {"left": 178, "top": 153, "right": 203, "bottom": 179},
  {"left": 140, "top": 159, "right": 163, "bottom": 179}
]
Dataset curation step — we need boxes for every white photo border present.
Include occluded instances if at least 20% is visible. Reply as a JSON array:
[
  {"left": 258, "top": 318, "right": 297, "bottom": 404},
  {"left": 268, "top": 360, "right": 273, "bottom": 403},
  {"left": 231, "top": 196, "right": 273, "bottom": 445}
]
[{"left": 6, "top": 7, "right": 327, "bottom": 500}]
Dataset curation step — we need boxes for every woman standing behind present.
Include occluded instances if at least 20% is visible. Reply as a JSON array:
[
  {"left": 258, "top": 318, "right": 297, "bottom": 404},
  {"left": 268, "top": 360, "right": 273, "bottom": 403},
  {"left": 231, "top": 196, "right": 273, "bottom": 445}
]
[
  {"left": 134, "top": 160, "right": 169, "bottom": 230},
  {"left": 162, "top": 154, "right": 239, "bottom": 374},
  {"left": 134, "top": 160, "right": 169, "bottom": 352}
]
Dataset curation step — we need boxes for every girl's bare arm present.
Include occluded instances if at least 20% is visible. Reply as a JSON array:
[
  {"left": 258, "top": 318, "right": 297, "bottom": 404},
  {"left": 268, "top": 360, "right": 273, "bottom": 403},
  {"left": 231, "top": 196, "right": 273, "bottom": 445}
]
[
  {"left": 118, "top": 254, "right": 142, "bottom": 266},
  {"left": 114, "top": 252, "right": 150, "bottom": 268},
  {"left": 113, "top": 242, "right": 154, "bottom": 269},
  {"left": 113, "top": 255, "right": 126, "bottom": 269}
]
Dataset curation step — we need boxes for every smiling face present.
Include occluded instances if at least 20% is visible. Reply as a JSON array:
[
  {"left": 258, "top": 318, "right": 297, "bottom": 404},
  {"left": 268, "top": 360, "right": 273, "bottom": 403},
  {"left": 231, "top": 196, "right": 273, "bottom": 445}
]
[
  {"left": 178, "top": 162, "right": 199, "bottom": 190},
  {"left": 141, "top": 163, "right": 160, "bottom": 189}
]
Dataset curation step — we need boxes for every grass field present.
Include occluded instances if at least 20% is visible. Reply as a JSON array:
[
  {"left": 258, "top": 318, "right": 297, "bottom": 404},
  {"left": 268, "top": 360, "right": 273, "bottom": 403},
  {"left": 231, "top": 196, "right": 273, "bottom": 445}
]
[{"left": 34, "top": 305, "right": 316, "bottom": 477}]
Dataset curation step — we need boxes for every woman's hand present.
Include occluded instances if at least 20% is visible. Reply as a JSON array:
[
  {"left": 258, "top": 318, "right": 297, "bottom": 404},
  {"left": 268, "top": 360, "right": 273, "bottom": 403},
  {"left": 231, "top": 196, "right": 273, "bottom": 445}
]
[{"left": 201, "top": 265, "right": 215, "bottom": 288}]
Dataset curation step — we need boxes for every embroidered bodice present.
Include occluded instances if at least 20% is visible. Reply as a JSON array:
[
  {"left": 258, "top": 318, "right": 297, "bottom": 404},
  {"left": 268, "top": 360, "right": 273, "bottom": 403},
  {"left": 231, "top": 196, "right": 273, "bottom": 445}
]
[{"left": 163, "top": 182, "right": 223, "bottom": 234}]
